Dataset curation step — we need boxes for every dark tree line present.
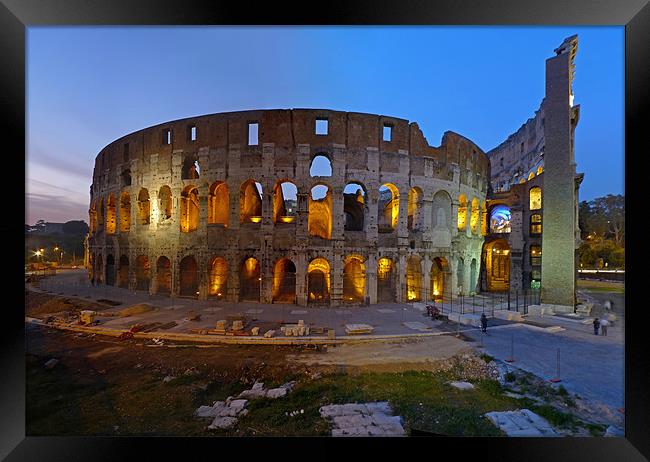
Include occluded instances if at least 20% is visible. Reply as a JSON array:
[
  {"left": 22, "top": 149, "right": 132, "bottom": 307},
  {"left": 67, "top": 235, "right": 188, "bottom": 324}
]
[{"left": 578, "top": 194, "right": 624, "bottom": 268}]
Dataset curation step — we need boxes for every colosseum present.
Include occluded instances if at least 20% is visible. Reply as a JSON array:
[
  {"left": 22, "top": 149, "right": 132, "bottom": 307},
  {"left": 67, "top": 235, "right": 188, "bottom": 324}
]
[{"left": 87, "top": 109, "right": 489, "bottom": 306}]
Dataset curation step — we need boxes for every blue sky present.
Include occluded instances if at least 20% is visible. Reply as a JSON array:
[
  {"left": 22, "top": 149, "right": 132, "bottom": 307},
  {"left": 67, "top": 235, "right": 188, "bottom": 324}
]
[{"left": 26, "top": 26, "right": 624, "bottom": 224}]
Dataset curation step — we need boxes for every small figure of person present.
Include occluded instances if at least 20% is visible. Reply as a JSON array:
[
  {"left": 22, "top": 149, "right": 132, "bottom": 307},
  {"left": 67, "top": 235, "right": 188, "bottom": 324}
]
[
  {"left": 480, "top": 313, "right": 488, "bottom": 333},
  {"left": 600, "top": 318, "right": 609, "bottom": 336},
  {"left": 604, "top": 299, "right": 612, "bottom": 312},
  {"left": 593, "top": 317, "right": 600, "bottom": 336}
]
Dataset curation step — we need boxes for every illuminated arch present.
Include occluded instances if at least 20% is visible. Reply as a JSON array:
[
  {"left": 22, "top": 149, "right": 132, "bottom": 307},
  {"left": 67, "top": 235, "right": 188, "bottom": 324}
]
[
  {"left": 208, "top": 181, "right": 229, "bottom": 226},
  {"left": 527, "top": 171, "right": 535, "bottom": 181},
  {"left": 407, "top": 187, "right": 423, "bottom": 231},
  {"left": 470, "top": 198, "right": 479, "bottom": 234},
  {"left": 457, "top": 194, "right": 467, "bottom": 231},
  {"left": 378, "top": 183, "right": 399, "bottom": 233},
  {"left": 343, "top": 255, "right": 366, "bottom": 303},
  {"left": 482, "top": 239, "right": 510, "bottom": 291},
  {"left": 430, "top": 257, "right": 448, "bottom": 300},
  {"left": 240, "top": 257, "right": 261, "bottom": 301},
  {"left": 273, "top": 181, "right": 298, "bottom": 224},
  {"left": 406, "top": 256, "right": 423, "bottom": 302},
  {"left": 106, "top": 194, "right": 117, "bottom": 234},
  {"left": 158, "top": 186, "right": 172, "bottom": 222},
  {"left": 240, "top": 180, "right": 263, "bottom": 223},
  {"left": 119, "top": 191, "right": 131, "bottom": 232},
  {"left": 377, "top": 257, "right": 396, "bottom": 302},
  {"left": 180, "top": 185, "right": 199, "bottom": 233},
  {"left": 529, "top": 186, "right": 542, "bottom": 210},
  {"left": 307, "top": 257, "right": 330, "bottom": 303},
  {"left": 308, "top": 184, "right": 332, "bottom": 239},
  {"left": 209, "top": 257, "right": 228, "bottom": 299},
  {"left": 137, "top": 188, "right": 150, "bottom": 225},
  {"left": 135, "top": 255, "right": 150, "bottom": 291},
  {"left": 272, "top": 257, "right": 296, "bottom": 303}
]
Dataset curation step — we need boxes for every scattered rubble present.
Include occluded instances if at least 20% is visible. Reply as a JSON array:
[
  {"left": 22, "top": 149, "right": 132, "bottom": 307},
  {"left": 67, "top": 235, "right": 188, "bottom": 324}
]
[
  {"left": 196, "top": 397, "right": 250, "bottom": 430},
  {"left": 344, "top": 324, "right": 374, "bottom": 335},
  {"left": 448, "top": 381, "right": 475, "bottom": 390},
  {"left": 319, "top": 402, "right": 405, "bottom": 436},
  {"left": 264, "top": 329, "right": 276, "bottom": 338},
  {"left": 282, "top": 321, "right": 310, "bottom": 336},
  {"left": 162, "top": 375, "right": 175, "bottom": 383},
  {"left": 237, "top": 380, "right": 296, "bottom": 400},
  {"left": 485, "top": 409, "right": 558, "bottom": 436},
  {"left": 251, "top": 327, "right": 260, "bottom": 336}
]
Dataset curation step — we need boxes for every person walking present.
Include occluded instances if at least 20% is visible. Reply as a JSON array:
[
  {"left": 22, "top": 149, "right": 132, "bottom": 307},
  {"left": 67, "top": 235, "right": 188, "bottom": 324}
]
[
  {"left": 593, "top": 317, "right": 600, "bottom": 335},
  {"left": 480, "top": 313, "right": 488, "bottom": 333},
  {"left": 600, "top": 318, "right": 609, "bottom": 336},
  {"left": 603, "top": 300, "right": 611, "bottom": 312}
]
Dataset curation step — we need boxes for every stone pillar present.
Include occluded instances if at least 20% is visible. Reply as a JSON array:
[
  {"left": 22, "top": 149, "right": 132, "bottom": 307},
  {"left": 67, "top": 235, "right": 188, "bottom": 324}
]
[
  {"left": 422, "top": 257, "right": 432, "bottom": 302},
  {"left": 330, "top": 247, "right": 343, "bottom": 307},
  {"left": 295, "top": 253, "right": 308, "bottom": 306},
  {"left": 198, "top": 254, "right": 209, "bottom": 301},
  {"left": 397, "top": 253, "right": 407, "bottom": 303},
  {"left": 366, "top": 253, "right": 378, "bottom": 305}
]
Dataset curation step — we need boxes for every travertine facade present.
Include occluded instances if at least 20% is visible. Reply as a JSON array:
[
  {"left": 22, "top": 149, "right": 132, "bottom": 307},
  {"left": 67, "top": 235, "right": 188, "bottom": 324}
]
[{"left": 88, "top": 109, "right": 488, "bottom": 306}]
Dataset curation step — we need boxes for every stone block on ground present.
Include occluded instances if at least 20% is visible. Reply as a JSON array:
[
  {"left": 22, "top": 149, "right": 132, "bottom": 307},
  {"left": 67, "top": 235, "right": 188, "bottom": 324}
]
[
  {"left": 449, "top": 381, "right": 475, "bottom": 390},
  {"left": 344, "top": 323, "right": 374, "bottom": 335},
  {"left": 263, "top": 329, "right": 275, "bottom": 338},
  {"left": 250, "top": 326, "right": 260, "bottom": 335},
  {"left": 207, "top": 416, "right": 238, "bottom": 430},
  {"left": 485, "top": 409, "right": 558, "bottom": 437}
]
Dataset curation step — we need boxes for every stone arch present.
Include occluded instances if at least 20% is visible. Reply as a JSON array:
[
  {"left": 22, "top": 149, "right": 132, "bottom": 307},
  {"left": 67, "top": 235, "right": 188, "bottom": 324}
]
[
  {"left": 180, "top": 185, "right": 199, "bottom": 233},
  {"left": 106, "top": 194, "right": 117, "bottom": 234},
  {"left": 406, "top": 256, "right": 423, "bottom": 302},
  {"left": 240, "top": 179, "right": 263, "bottom": 223},
  {"left": 307, "top": 257, "right": 330, "bottom": 304},
  {"left": 120, "top": 191, "right": 131, "bottom": 232},
  {"left": 137, "top": 188, "right": 150, "bottom": 225},
  {"left": 181, "top": 156, "right": 200, "bottom": 180},
  {"left": 209, "top": 256, "right": 228, "bottom": 299},
  {"left": 309, "top": 154, "right": 332, "bottom": 177},
  {"left": 273, "top": 180, "right": 298, "bottom": 224},
  {"left": 308, "top": 183, "right": 332, "bottom": 239},
  {"left": 377, "top": 257, "right": 396, "bottom": 303},
  {"left": 430, "top": 257, "right": 448, "bottom": 301},
  {"left": 432, "top": 190, "right": 452, "bottom": 230},
  {"left": 457, "top": 194, "right": 468, "bottom": 232},
  {"left": 407, "top": 187, "right": 424, "bottom": 231},
  {"left": 240, "top": 257, "right": 261, "bottom": 301},
  {"left": 135, "top": 255, "right": 150, "bottom": 291},
  {"left": 378, "top": 183, "right": 399, "bottom": 233},
  {"left": 156, "top": 256, "right": 171, "bottom": 294},
  {"left": 482, "top": 239, "right": 510, "bottom": 292},
  {"left": 272, "top": 257, "right": 297, "bottom": 303},
  {"left": 343, "top": 255, "right": 366, "bottom": 303},
  {"left": 105, "top": 254, "right": 115, "bottom": 286},
  {"left": 470, "top": 197, "right": 479, "bottom": 234},
  {"left": 118, "top": 255, "right": 129, "bottom": 288},
  {"left": 179, "top": 255, "right": 199, "bottom": 297},
  {"left": 208, "top": 181, "right": 229, "bottom": 226},
  {"left": 343, "top": 182, "right": 366, "bottom": 232},
  {"left": 158, "top": 186, "right": 172, "bottom": 222}
]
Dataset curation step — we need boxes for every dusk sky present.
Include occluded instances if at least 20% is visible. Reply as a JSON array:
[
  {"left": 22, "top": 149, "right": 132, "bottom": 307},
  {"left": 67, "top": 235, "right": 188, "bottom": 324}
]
[{"left": 26, "top": 26, "right": 624, "bottom": 225}]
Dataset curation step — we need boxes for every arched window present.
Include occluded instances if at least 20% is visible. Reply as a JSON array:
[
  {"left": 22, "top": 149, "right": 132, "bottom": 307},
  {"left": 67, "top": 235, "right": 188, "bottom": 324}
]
[
  {"left": 377, "top": 257, "right": 395, "bottom": 302},
  {"left": 529, "top": 186, "right": 542, "bottom": 210},
  {"left": 432, "top": 190, "right": 452, "bottom": 230},
  {"left": 180, "top": 185, "right": 199, "bottom": 233},
  {"left": 528, "top": 171, "right": 535, "bottom": 181},
  {"left": 240, "top": 180, "right": 263, "bottom": 223},
  {"left": 406, "top": 256, "right": 422, "bottom": 302},
  {"left": 407, "top": 187, "right": 423, "bottom": 231},
  {"left": 105, "top": 194, "right": 117, "bottom": 234},
  {"left": 158, "top": 186, "right": 172, "bottom": 222},
  {"left": 310, "top": 155, "right": 332, "bottom": 177},
  {"left": 457, "top": 195, "right": 467, "bottom": 231},
  {"left": 343, "top": 183, "right": 365, "bottom": 231},
  {"left": 181, "top": 157, "right": 200, "bottom": 179},
  {"left": 530, "top": 245, "right": 542, "bottom": 266},
  {"left": 378, "top": 183, "right": 399, "bottom": 233},
  {"left": 179, "top": 256, "right": 199, "bottom": 296},
  {"left": 537, "top": 165, "right": 544, "bottom": 175},
  {"left": 137, "top": 188, "right": 150, "bottom": 225},
  {"left": 208, "top": 181, "right": 230, "bottom": 226},
  {"left": 119, "top": 191, "right": 131, "bottom": 232},
  {"left": 530, "top": 213, "right": 542, "bottom": 235},
  {"left": 273, "top": 181, "right": 298, "bottom": 224},
  {"left": 430, "top": 257, "right": 447, "bottom": 300},
  {"left": 309, "top": 184, "right": 332, "bottom": 239}
]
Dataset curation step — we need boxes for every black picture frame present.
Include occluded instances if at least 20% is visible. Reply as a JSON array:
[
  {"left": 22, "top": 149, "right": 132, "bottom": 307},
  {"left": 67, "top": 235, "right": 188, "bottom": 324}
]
[{"left": 4, "top": 0, "right": 648, "bottom": 460}]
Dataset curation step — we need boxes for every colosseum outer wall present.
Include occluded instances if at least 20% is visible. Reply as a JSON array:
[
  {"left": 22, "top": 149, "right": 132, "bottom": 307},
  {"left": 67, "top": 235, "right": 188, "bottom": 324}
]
[{"left": 88, "top": 109, "right": 488, "bottom": 306}]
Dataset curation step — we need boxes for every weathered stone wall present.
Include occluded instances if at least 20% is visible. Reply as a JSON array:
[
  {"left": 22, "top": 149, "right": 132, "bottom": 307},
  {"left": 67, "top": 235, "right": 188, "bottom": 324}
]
[{"left": 88, "top": 109, "right": 487, "bottom": 306}]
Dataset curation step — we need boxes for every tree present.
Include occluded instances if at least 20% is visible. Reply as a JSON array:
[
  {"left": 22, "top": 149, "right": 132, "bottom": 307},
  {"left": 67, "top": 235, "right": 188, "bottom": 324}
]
[{"left": 63, "top": 220, "right": 89, "bottom": 235}]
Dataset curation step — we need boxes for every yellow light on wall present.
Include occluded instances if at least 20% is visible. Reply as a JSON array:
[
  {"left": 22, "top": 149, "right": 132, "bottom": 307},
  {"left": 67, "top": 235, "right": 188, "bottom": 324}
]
[
  {"left": 279, "top": 216, "right": 295, "bottom": 223},
  {"left": 250, "top": 216, "right": 262, "bottom": 223}
]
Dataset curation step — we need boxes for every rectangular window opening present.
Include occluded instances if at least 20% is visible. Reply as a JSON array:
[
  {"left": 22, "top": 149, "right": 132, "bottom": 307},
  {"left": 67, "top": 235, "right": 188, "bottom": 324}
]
[
  {"left": 248, "top": 122, "right": 259, "bottom": 146},
  {"left": 315, "top": 119, "right": 328, "bottom": 135},
  {"left": 189, "top": 125, "right": 197, "bottom": 141},
  {"left": 163, "top": 129, "right": 172, "bottom": 145},
  {"left": 383, "top": 125, "right": 392, "bottom": 142}
]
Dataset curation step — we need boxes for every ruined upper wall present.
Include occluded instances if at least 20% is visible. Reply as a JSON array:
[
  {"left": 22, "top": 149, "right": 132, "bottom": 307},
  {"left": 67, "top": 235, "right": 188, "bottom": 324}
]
[
  {"left": 91, "top": 109, "right": 489, "bottom": 188},
  {"left": 486, "top": 104, "right": 546, "bottom": 193}
]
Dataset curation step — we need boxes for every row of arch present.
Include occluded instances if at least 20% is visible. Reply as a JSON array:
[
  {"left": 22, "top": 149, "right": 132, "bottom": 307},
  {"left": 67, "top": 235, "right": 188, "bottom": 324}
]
[
  {"left": 89, "top": 253, "right": 459, "bottom": 304},
  {"left": 90, "top": 180, "right": 484, "bottom": 239}
]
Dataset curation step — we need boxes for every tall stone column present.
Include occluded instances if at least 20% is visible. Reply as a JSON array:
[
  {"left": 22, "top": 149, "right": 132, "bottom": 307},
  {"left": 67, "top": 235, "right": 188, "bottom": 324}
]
[
  {"left": 366, "top": 253, "right": 378, "bottom": 305},
  {"left": 422, "top": 257, "right": 432, "bottom": 302},
  {"left": 397, "top": 253, "right": 407, "bottom": 303},
  {"left": 295, "top": 253, "right": 308, "bottom": 306}
]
